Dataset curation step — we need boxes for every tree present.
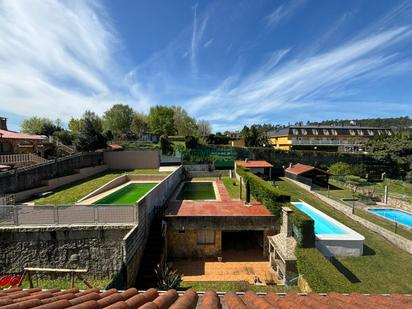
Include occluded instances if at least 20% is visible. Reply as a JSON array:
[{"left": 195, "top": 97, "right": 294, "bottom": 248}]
[
  {"left": 131, "top": 113, "right": 149, "bottom": 138},
  {"left": 159, "top": 134, "right": 174, "bottom": 155},
  {"left": 68, "top": 117, "right": 83, "bottom": 136},
  {"left": 20, "top": 117, "right": 60, "bottom": 136},
  {"left": 196, "top": 119, "right": 211, "bottom": 138},
  {"left": 148, "top": 105, "right": 176, "bottom": 136},
  {"left": 74, "top": 116, "right": 107, "bottom": 151},
  {"left": 185, "top": 135, "right": 198, "bottom": 149},
  {"left": 172, "top": 106, "right": 197, "bottom": 136},
  {"left": 241, "top": 125, "right": 268, "bottom": 147},
  {"left": 103, "top": 104, "right": 135, "bottom": 139},
  {"left": 53, "top": 130, "right": 74, "bottom": 145},
  {"left": 329, "top": 162, "right": 352, "bottom": 176}
]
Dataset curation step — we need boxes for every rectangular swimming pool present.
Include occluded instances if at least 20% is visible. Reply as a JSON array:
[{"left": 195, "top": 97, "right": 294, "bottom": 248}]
[
  {"left": 176, "top": 182, "right": 216, "bottom": 200},
  {"left": 93, "top": 183, "right": 157, "bottom": 205},
  {"left": 292, "top": 202, "right": 364, "bottom": 256},
  {"left": 368, "top": 208, "right": 412, "bottom": 228}
]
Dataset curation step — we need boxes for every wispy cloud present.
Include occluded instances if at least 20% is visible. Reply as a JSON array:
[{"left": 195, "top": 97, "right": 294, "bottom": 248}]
[
  {"left": 186, "top": 26, "right": 412, "bottom": 127},
  {"left": 265, "top": 0, "right": 306, "bottom": 29},
  {"left": 190, "top": 4, "right": 209, "bottom": 74},
  {"left": 0, "top": 0, "right": 152, "bottom": 123},
  {"left": 203, "top": 39, "right": 214, "bottom": 48}
]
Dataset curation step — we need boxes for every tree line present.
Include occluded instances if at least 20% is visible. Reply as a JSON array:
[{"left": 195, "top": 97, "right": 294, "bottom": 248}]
[{"left": 20, "top": 104, "right": 211, "bottom": 151}]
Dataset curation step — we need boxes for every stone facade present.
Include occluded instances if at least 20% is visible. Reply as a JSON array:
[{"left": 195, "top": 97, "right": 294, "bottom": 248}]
[
  {"left": 0, "top": 225, "right": 132, "bottom": 279},
  {"left": 167, "top": 229, "right": 222, "bottom": 258}
]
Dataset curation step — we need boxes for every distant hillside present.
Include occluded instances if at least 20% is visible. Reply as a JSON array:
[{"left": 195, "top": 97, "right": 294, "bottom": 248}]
[{"left": 305, "top": 116, "right": 412, "bottom": 130}]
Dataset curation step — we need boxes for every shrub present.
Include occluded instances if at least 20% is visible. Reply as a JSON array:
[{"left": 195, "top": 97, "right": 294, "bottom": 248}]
[
  {"left": 236, "top": 167, "right": 291, "bottom": 213},
  {"left": 289, "top": 204, "right": 315, "bottom": 248},
  {"left": 295, "top": 247, "right": 352, "bottom": 293},
  {"left": 155, "top": 262, "right": 182, "bottom": 290}
]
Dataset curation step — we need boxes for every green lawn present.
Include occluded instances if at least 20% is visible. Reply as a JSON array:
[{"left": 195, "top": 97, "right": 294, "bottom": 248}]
[
  {"left": 93, "top": 183, "right": 157, "bottom": 205},
  {"left": 277, "top": 178, "right": 412, "bottom": 294},
  {"left": 177, "top": 182, "right": 216, "bottom": 200},
  {"left": 222, "top": 177, "right": 241, "bottom": 199},
  {"left": 319, "top": 181, "right": 412, "bottom": 239},
  {"left": 20, "top": 278, "right": 111, "bottom": 290},
  {"left": 31, "top": 169, "right": 170, "bottom": 205},
  {"left": 180, "top": 281, "right": 296, "bottom": 293}
]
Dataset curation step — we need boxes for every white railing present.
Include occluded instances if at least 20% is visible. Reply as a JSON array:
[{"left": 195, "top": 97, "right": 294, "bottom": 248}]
[
  {"left": 0, "top": 205, "right": 136, "bottom": 226},
  {"left": 290, "top": 139, "right": 362, "bottom": 146},
  {"left": 0, "top": 153, "right": 49, "bottom": 165}
]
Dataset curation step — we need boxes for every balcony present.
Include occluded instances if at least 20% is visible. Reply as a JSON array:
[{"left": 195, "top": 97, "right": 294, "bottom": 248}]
[{"left": 290, "top": 139, "right": 362, "bottom": 146}]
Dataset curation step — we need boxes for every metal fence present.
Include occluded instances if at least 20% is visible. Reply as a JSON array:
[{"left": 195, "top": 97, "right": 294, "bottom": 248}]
[{"left": 0, "top": 204, "right": 137, "bottom": 226}]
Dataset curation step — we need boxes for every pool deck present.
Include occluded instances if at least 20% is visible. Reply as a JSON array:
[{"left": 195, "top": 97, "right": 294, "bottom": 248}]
[
  {"left": 79, "top": 180, "right": 160, "bottom": 205},
  {"left": 165, "top": 180, "right": 271, "bottom": 216}
]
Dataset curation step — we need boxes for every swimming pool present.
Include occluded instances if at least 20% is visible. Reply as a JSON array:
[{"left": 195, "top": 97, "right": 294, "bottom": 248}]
[
  {"left": 368, "top": 209, "right": 412, "bottom": 228},
  {"left": 93, "top": 183, "right": 157, "bottom": 205},
  {"left": 294, "top": 202, "right": 347, "bottom": 235},
  {"left": 292, "top": 202, "right": 364, "bottom": 256}
]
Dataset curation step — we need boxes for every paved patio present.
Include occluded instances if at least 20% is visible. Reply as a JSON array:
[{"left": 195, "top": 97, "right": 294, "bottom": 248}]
[{"left": 171, "top": 249, "right": 278, "bottom": 284}]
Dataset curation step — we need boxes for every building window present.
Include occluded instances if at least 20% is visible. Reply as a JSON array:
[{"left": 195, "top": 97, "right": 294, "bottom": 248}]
[
  {"left": 312, "top": 129, "right": 318, "bottom": 135},
  {"left": 357, "top": 129, "right": 364, "bottom": 136},
  {"left": 301, "top": 129, "right": 307, "bottom": 135},
  {"left": 292, "top": 129, "right": 299, "bottom": 135},
  {"left": 349, "top": 129, "right": 356, "bottom": 136},
  {"left": 386, "top": 130, "right": 392, "bottom": 136},
  {"left": 323, "top": 129, "right": 329, "bottom": 135},
  {"left": 197, "top": 230, "right": 215, "bottom": 245},
  {"left": 331, "top": 129, "right": 338, "bottom": 135},
  {"left": 367, "top": 129, "right": 374, "bottom": 136}
]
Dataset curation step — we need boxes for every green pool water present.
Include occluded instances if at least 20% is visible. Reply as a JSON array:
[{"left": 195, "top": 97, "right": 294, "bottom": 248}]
[
  {"left": 177, "top": 182, "right": 216, "bottom": 200},
  {"left": 93, "top": 183, "right": 157, "bottom": 205}
]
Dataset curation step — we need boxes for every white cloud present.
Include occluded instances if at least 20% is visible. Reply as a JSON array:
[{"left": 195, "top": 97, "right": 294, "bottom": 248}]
[
  {"left": 190, "top": 4, "right": 209, "bottom": 74},
  {"left": 0, "top": 0, "right": 152, "bottom": 122},
  {"left": 265, "top": 0, "right": 306, "bottom": 29}
]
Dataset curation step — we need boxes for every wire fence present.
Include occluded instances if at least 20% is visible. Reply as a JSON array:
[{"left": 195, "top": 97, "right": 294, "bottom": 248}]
[{"left": 0, "top": 204, "right": 137, "bottom": 226}]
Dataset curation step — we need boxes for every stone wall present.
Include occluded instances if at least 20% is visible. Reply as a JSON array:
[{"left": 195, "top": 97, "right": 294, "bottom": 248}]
[
  {"left": 167, "top": 229, "right": 222, "bottom": 258},
  {"left": 0, "top": 152, "right": 104, "bottom": 194},
  {"left": 0, "top": 225, "right": 132, "bottom": 279}
]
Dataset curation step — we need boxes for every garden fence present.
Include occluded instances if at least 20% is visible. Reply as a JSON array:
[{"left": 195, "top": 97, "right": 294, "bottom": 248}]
[{"left": 0, "top": 204, "right": 137, "bottom": 226}]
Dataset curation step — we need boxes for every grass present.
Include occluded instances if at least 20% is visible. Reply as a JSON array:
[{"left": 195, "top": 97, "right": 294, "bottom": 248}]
[
  {"left": 180, "top": 281, "right": 296, "bottom": 293},
  {"left": 222, "top": 177, "right": 241, "bottom": 199},
  {"left": 276, "top": 177, "right": 412, "bottom": 294},
  {"left": 318, "top": 181, "right": 412, "bottom": 239},
  {"left": 93, "top": 183, "right": 157, "bottom": 205},
  {"left": 177, "top": 182, "right": 216, "bottom": 200},
  {"left": 20, "top": 278, "right": 111, "bottom": 290},
  {"left": 31, "top": 169, "right": 170, "bottom": 205}
]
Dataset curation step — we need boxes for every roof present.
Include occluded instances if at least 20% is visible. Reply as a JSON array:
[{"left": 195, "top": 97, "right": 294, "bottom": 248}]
[
  {"left": 286, "top": 163, "right": 330, "bottom": 176},
  {"left": 0, "top": 129, "right": 46, "bottom": 141},
  {"left": 108, "top": 144, "right": 124, "bottom": 151},
  {"left": 268, "top": 126, "right": 393, "bottom": 138},
  {"left": 1, "top": 287, "right": 411, "bottom": 309},
  {"left": 236, "top": 160, "right": 273, "bottom": 168}
]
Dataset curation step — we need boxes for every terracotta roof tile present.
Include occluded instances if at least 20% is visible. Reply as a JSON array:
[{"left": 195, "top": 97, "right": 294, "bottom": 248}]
[
  {"left": 236, "top": 160, "right": 273, "bottom": 168},
  {"left": 286, "top": 163, "right": 329, "bottom": 176},
  {"left": 1, "top": 288, "right": 411, "bottom": 309}
]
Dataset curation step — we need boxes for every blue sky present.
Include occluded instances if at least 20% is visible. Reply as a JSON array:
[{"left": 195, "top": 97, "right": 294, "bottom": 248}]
[{"left": 1, "top": 0, "right": 412, "bottom": 132}]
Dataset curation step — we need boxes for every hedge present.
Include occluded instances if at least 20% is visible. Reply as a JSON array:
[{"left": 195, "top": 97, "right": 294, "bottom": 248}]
[
  {"left": 236, "top": 167, "right": 290, "bottom": 216},
  {"left": 289, "top": 204, "right": 315, "bottom": 248},
  {"left": 295, "top": 247, "right": 352, "bottom": 293}
]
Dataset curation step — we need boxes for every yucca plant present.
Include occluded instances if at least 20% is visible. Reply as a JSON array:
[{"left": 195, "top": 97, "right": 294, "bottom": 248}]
[{"left": 154, "top": 262, "right": 182, "bottom": 290}]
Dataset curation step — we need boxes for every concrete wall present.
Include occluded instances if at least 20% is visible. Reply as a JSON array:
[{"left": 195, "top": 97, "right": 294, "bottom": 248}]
[
  {"left": 122, "top": 166, "right": 184, "bottom": 287},
  {"left": 167, "top": 229, "right": 222, "bottom": 258},
  {"left": 14, "top": 165, "right": 108, "bottom": 202},
  {"left": 104, "top": 150, "right": 160, "bottom": 170},
  {"left": 0, "top": 225, "right": 132, "bottom": 279}
]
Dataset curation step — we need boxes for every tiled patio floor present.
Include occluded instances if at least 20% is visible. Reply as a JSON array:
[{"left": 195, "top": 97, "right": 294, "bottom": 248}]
[{"left": 171, "top": 249, "right": 278, "bottom": 284}]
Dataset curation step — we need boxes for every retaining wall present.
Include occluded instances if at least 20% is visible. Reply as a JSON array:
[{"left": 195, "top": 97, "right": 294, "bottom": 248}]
[
  {"left": 285, "top": 178, "right": 412, "bottom": 254},
  {"left": 104, "top": 150, "right": 160, "bottom": 170},
  {"left": 0, "top": 225, "right": 133, "bottom": 279}
]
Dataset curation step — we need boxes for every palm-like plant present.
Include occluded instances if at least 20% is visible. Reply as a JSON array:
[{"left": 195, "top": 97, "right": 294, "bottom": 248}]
[{"left": 154, "top": 262, "right": 182, "bottom": 290}]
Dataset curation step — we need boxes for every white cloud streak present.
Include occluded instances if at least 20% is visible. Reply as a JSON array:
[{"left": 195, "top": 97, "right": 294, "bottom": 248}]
[
  {"left": 265, "top": 0, "right": 306, "bottom": 29},
  {"left": 190, "top": 4, "right": 209, "bottom": 74},
  {"left": 0, "top": 0, "right": 152, "bottom": 122}
]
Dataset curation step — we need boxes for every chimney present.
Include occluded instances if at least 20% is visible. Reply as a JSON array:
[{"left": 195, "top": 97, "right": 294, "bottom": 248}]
[
  {"left": 281, "top": 207, "right": 293, "bottom": 237},
  {"left": 245, "top": 158, "right": 249, "bottom": 163},
  {"left": 0, "top": 117, "right": 7, "bottom": 130},
  {"left": 289, "top": 162, "right": 293, "bottom": 168}
]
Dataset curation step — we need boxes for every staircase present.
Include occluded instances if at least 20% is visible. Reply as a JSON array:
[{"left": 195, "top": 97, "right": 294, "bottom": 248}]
[{"left": 134, "top": 218, "right": 165, "bottom": 289}]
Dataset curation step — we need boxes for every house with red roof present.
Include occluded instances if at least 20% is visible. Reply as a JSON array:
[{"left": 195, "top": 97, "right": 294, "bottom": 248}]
[
  {"left": 0, "top": 117, "right": 47, "bottom": 155},
  {"left": 285, "top": 163, "right": 330, "bottom": 187}
]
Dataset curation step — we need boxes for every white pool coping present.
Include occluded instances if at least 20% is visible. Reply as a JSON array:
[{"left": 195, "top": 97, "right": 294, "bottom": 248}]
[{"left": 292, "top": 201, "right": 364, "bottom": 257}]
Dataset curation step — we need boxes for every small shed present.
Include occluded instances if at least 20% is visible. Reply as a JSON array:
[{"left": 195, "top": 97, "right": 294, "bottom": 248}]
[
  {"left": 235, "top": 160, "right": 273, "bottom": 180},
  {"left": 285, "top": 163, "right": 330, "bottom": 187}
]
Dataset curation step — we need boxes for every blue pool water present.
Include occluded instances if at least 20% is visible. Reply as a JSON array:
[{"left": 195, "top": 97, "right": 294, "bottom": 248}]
[
  {"left": 369, "top": 209, "right": 412, "bottom": 228},
  {"left": 294, "top": 202, "right": 348, "bottom": 235}
]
